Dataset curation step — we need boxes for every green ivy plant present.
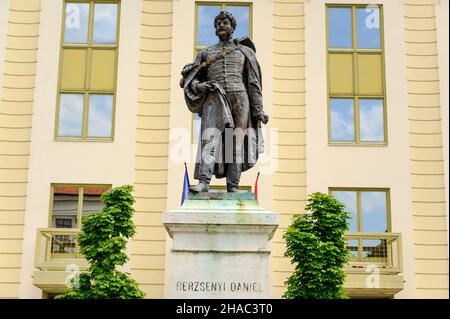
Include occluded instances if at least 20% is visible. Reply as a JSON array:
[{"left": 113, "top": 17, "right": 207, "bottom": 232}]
[
  {"left": 283, "top": 192, "right": 350, "bottom": 299},
  {"left": 56, "top": 185, "right": 145, "bottom": 299}
]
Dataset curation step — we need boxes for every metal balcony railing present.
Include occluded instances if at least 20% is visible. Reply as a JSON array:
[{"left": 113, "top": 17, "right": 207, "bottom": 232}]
[
  {"left": 35, "top": 228, "right": 88, "bottom": 271},
  {"left": 34, "top": 229, "right": 402, "bottom": 276},
  {"left": 345, "top": 232, "right": 402, "bottom": 274}
]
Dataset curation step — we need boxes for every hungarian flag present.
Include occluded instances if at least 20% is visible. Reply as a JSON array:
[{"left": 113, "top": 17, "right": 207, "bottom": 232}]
[
  {"left": 181, "top": 162, "right": 190, "bottom": 205},
  {"left": 254, "top": 172, "right": 260, "bottom": 201}
]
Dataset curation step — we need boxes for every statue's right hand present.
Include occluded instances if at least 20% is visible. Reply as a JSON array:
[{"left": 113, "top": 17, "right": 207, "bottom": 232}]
[{"left": 196, "top": 82, "right": 212, "bottom": 93}]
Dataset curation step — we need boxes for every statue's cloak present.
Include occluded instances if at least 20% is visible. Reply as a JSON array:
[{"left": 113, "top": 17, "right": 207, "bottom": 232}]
[{"left": 180, "top": 37, "right": 265, "bottom": 180}]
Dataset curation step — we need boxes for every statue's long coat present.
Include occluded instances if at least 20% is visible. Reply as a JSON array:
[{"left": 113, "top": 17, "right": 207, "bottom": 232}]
[{"left": 180, "top": 38, "right": 265, "bottom": 180}]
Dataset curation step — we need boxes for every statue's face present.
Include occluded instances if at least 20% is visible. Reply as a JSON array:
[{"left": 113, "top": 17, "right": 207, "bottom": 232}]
[{"left": 215, "top": 18, "right": 233, "bottom": 38}]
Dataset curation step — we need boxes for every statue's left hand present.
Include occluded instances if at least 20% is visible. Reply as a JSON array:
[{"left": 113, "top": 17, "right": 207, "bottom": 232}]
[
  {"left": 196, "top": 82, "right": 213, "bottom": 94},
  {"left": 256, "top": 114, "right": 269, "bottom": 125}
]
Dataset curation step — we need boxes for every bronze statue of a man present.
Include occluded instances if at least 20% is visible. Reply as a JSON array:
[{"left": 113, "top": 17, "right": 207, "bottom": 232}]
[{"left": 180, "top": 11, "right": 269, "bottom": 193}]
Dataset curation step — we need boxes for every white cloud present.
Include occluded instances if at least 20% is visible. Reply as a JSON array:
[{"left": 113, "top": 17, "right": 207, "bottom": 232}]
[
  {"left": 360, "top": 99, "right": 384, "bottom": 141},
  {"left": 87, "top": 95, "right": 113, "bottom": 137},
  {"left": 361, "top": 191, "right": 386, "bottom": 215},
  {"left": 93, "top": 4, "right": 117, "bottom": 43},
  {"left": 59, "top": 94, "right": 84, "bottom": 136},
  {"left": 330, "top": 99, "right": 355, "bottom": 141}
]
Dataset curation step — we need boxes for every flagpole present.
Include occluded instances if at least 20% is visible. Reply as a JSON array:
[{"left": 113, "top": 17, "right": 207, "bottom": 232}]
[
  {"left": 255, "top": 172, "right": 260, "bottom": 201},
  {"left": 184, "top": 161, "right": 190, "bottom": 187},
  {"left": 181, "top": 162, "right": 191, "bottom": 205}
]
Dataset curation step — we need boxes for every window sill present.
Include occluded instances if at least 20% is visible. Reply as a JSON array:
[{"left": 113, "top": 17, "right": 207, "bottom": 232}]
[
  {"left": 328, "top": 142, "right": 388, "bottom": 147},
  {"left": 54, "top": 137, "right": 114, "bottom": 143}
]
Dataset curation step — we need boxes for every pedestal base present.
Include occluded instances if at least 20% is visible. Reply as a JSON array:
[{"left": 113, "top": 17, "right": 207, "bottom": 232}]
[{"left": 163, "top": 192, "right": 279, "bottom": 299}]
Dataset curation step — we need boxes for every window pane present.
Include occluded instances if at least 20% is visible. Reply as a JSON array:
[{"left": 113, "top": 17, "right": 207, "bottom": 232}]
[
  {"left": 89, "top": 49, "right": 116, "bottom": 90},
  {"left": 197, "top": 5, "right": 221, "bottom": 46},
  {"left": 87, "top": 94, "right": 113, "bottom": 137},
  {"left": 330, "top": 99, "right": 355, "bottom": 142},
  {"left": 60, "top": 49, "right": 87, "bottom": 90},
  {"left": 227, "top": 6, "right": 250, "bottom": 39},
  {"left": 82, "top": 186, "right": 108, "bottom": 219},
  {"left": 93, "top": 3, "right": 118, "bottom": 44},
  {"left": 328, "top": 53, "right": 354, "bottom": 94},
  {"left": 55, "top": 218, "right": 73, "bottom": 228},
  {"left": 357, "top": 54, "right": 383, "bottom": 95},
  {"left": 360, "top": 99, "right": 384, "bottom": 142},
  {"left": 361, "top": 191, "right": 387, "bottom": 232},
  {"left": 58, "top": 94, "right": 84, "bottom": 137},
  {"left": 64, "top": 3, "right": 89, "bottom": 43},
  {"left": 328, "top": 8, "right": 352, "bottom": 48},
  {"left": 357, "top": 7, "right": 381, "bottom": 49},
  {"left": 52, "top": 186, "right": 79, "bottom": 228},
  {"left": 51, "top": 186, "right": 79, "bottom": 254},
  {"left": 332, "top": 191, "right": 357, "bottom": 232}
]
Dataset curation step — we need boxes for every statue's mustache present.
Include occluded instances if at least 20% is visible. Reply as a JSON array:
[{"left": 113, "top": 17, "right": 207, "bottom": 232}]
[{"left": 216, "top": 28, "right": 232, "bottom": 35}]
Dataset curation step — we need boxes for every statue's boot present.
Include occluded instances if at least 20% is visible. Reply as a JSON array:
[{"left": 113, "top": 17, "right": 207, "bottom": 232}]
[
  {"left": 226, "top": 164, "right": 240, "bottom": 193},
  {"left": 189, "top": 182, "right": 209, "bottom": 193},
  {"left": 227, "top": 186, "right": 238, "bottom": 193}
]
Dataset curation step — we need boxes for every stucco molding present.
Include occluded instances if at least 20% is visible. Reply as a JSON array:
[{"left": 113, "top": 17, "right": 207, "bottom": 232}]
[
  {"left": 400, "top": 0, "right": 440, "bottom": 5},
  {"left": 272, "top": 0, "right": 310, "bottom": 3}
]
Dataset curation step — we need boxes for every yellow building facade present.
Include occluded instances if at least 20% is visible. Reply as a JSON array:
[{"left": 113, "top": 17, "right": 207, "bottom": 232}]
[{"left": 0, "top": 0, "right": 448, "bottom": 299}]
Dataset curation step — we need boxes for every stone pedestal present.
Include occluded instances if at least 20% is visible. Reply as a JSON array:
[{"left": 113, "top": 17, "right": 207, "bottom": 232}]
[{"left": 163, "top": 191, "right": 279, "bottom": 299}]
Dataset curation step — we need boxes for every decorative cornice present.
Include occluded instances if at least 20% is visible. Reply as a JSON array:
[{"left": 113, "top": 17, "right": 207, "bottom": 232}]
[{"left": 399, "top": 0, "right": 440, "bottom": 5}]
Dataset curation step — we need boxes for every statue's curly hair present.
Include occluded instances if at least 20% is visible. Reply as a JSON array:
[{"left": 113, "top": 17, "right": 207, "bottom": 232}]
[{"left": 214, "top": 11, "right": 237, "bottom": 32}]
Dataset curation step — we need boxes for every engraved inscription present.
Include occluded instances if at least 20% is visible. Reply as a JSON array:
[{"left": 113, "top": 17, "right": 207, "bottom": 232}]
[{"left": 176, "top": 281, "right": 263, "bottom": 293}]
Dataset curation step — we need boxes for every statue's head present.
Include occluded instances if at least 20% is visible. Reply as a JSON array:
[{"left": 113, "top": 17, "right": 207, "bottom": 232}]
[{"left": 214, "top": 11, "right": 236, "bottom": 39}]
